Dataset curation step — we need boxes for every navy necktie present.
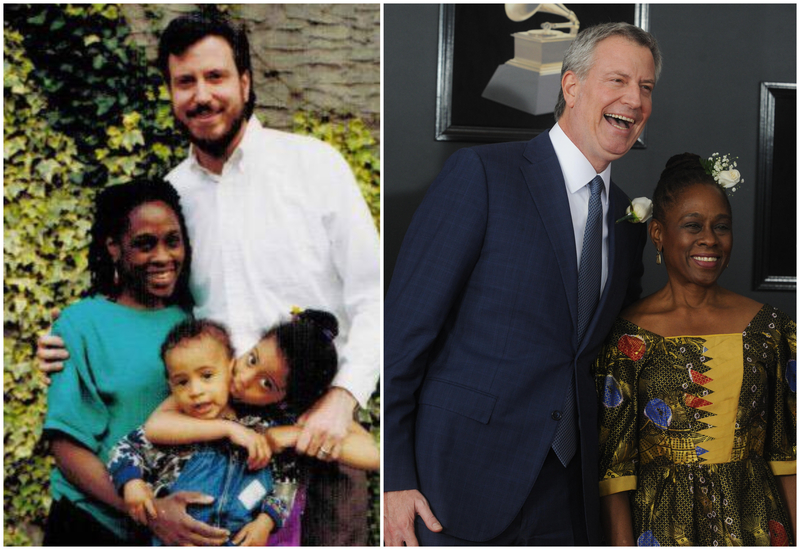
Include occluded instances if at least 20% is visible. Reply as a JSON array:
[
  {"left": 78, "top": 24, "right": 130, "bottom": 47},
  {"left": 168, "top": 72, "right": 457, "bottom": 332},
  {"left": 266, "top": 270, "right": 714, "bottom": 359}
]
[{"left": 552, "top": 175, "right": 603, "bottom": 467}]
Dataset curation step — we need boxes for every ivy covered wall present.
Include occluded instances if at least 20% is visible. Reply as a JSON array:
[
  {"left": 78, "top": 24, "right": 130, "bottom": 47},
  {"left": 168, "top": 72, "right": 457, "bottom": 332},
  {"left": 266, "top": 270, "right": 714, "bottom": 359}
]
[{"left": 4, "top": 4, "right": 379, "bottom": 546}]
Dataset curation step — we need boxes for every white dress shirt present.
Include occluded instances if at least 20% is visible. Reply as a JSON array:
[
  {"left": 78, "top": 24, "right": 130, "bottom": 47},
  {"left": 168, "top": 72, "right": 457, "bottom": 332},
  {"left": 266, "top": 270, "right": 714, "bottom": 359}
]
[
  {"left": 549, "top": 122, "right": 611, "bottom": 293},
  {"left": 167, "top": 117, "right": 380, "bottom": 407}
]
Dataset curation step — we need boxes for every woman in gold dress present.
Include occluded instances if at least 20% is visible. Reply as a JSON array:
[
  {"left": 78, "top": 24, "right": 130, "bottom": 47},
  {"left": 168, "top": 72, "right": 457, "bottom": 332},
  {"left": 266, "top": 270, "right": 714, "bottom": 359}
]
[{"left": 595, "top": 153, "right": 796, "bottom": 546}]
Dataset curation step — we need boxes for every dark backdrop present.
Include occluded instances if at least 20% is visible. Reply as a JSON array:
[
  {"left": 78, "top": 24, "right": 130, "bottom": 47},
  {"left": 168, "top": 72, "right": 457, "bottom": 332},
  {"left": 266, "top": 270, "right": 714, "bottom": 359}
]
[{"left": 384, "top": 3, "right": 797, "bottom": 319}]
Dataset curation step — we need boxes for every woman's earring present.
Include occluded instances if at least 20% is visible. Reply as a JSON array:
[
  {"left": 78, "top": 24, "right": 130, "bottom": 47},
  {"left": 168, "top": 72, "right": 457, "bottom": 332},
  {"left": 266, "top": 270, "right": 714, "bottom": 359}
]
[
  {"left": 113, "top": 265, "right": 120, "bottom": 286},
  {"left": 656, "top": 249, "right": 662, "bottom": 265}
]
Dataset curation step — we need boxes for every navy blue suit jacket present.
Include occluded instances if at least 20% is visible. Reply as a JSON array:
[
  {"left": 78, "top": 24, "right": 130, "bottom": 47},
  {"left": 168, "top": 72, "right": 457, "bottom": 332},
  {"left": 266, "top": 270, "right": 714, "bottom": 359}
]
[{"left": 384, "top": 131, "right": 647, "bottom": 543}]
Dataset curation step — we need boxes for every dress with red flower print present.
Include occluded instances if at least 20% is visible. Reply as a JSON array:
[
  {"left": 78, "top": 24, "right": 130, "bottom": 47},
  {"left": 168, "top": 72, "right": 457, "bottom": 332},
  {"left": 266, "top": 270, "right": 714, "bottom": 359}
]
[{"left": 593, "top": 304, "right": 796, "bottom": 546}]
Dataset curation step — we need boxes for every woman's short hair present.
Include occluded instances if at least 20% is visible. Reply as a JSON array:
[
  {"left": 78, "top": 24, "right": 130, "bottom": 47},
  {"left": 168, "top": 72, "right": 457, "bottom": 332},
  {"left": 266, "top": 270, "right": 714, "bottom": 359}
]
[
  {"left": 265, "top": 309, "right": 340, "bottom": 415},
  {"left": 553, "top": 22, "right": 662, "bottom": 121},
  {"left": 87, "top": 179, "right": 193, "bottom": 310},
  {"left": 652, "top": 152, "right": 731, "bottom": 223}
]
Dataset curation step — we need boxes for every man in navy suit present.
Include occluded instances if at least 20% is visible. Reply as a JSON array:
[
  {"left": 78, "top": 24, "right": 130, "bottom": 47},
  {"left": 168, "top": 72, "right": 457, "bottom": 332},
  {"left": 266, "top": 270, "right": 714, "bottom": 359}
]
[{"left": 384, "top": 23, "right": 662, "bottom": 546}]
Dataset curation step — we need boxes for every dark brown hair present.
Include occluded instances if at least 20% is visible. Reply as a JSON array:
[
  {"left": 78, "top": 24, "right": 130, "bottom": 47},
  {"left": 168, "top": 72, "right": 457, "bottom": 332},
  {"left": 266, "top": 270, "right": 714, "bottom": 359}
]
[
  {"left": 265, "top": 309, "right": 339, "bottom": 415},
  {"left": 160, "top": 318, "right": 234, "bottom": 366}
]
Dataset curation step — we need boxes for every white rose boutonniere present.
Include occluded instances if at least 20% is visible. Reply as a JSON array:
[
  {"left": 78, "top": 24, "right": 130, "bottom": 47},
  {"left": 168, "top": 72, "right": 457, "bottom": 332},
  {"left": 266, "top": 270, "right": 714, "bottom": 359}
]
[
  {"left": 616, "top": 197, "right": 653, "bottom": 224},
  {"left": 700, "top": 152, "right": 743, "bottom": 195},
  {"left": 716, "top": 169, "right": 740, "bottom": 189}
]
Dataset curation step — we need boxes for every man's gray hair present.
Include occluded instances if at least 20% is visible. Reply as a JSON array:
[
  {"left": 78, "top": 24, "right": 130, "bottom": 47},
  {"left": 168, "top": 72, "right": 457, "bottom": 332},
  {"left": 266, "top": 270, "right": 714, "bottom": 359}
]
[{"left": 553, "top": 22, "right": 662, "bottom": 121}]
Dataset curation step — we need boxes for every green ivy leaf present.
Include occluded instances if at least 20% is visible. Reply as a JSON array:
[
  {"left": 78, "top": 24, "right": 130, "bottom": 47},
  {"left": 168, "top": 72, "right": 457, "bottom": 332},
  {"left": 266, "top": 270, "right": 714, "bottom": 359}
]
[
  {"left": 118, "top": 128, "right": 144, "bottom": 151},
  {"left": 34, "top": 159, "right": 60, "bottom": 184},
  {"left": 27, "top": 11, "right": 47, "bottom": 25},
  {"left": 96, "top": 96, "right": 115, "bottom": 115}
]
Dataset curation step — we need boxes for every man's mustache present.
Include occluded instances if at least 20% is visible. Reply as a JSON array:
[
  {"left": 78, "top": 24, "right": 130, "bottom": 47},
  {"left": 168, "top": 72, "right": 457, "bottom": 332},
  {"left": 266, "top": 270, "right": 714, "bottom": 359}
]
[{"left": 187, "top": 103, "right": 218, "bottom": 118}]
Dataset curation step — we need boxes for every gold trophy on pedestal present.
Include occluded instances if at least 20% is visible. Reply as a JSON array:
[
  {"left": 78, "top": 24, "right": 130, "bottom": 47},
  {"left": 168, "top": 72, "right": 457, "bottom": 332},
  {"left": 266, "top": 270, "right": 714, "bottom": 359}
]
[{"left": 483, "top": 4, "right": 580, "bottom": 116}]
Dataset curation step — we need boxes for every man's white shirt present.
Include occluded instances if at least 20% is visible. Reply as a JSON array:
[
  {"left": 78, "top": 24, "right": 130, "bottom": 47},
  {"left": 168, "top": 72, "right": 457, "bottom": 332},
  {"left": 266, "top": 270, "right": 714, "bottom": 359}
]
[
  {"left": 549, "top": 122, "right": 611, "bottom": 293},
  {"left": 167, "top": 117, "right": 380, "bottom": 407}
]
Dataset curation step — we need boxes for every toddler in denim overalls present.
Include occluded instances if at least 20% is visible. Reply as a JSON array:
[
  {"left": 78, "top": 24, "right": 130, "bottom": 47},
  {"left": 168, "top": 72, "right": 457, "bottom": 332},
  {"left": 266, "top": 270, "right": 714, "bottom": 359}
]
[
  {"left": 108, "top": 312, "right": 379, "bottom": 546},
  {"left": 108, "top": 319, "right": 298, "bottom": 545}
]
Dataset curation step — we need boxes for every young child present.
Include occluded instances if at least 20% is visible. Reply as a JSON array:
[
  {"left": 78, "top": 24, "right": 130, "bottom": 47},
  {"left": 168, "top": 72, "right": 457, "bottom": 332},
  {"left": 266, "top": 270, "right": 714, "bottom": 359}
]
[
  {"left": 108, "top": 311, "right": 378, "bottom": 546},
  {"left": 107, "top": 319, "right": 290, "bottom": 546}
]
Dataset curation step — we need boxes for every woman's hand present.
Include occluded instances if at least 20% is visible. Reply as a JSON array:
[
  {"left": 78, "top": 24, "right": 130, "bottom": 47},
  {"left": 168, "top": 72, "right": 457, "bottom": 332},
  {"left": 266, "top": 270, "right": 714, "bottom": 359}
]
[
  {"left": 227, "top": 423, "right": 271, "bottom": 470},
  {"left": 123, "top": 479, "right": 157, "bottom": 525},
  {"left": 296, "top": 387, "right": 356, "bottom": 462},
  {"left": 148, "top": 492, "right": 229, "bottom": 546},
  {"left": 231, "top": 513, "right": 274, "bottom": 546}
]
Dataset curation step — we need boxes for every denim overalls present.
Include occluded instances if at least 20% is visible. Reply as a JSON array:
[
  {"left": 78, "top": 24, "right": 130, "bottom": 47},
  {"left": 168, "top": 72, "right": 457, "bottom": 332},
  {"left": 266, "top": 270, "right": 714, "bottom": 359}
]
[
  {"left": 108, "top": 419, "right": 297, "bottom": 546},
  {"left": 154, "top": 444, "right": 278, "bottom": 546}
]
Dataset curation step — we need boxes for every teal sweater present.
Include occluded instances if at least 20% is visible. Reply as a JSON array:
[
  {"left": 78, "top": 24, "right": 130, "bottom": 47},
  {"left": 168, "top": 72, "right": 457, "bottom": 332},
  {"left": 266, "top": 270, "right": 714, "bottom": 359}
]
[{"left": 44, "top": 295, "right": 188, "bottom": 541}]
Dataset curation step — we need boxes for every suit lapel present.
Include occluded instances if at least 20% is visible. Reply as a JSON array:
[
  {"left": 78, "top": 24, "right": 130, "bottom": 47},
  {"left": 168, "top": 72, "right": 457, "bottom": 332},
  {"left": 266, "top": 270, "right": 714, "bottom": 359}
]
[{"left": 521, "top": 133, "right": 579, "bottom": 334}]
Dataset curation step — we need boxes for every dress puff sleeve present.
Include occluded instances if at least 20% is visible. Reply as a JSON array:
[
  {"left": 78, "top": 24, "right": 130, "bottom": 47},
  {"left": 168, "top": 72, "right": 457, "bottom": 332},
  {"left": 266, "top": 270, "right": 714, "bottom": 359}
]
[
  {"left": 764, "top": 307, "right": 796, "bottom": 476},
  {"left": 594, "top": 318, "right": 649, "bottom": 497}
]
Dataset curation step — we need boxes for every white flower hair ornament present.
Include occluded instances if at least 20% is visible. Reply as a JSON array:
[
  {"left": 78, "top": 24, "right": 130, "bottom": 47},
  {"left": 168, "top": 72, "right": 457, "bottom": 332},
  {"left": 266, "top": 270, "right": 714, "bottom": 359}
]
[
  {"left": 616, "top": 196, "right": 653, "bottom": 224},
  {"left": 699, "top": 152, "right": 742, "bottom": 195}
]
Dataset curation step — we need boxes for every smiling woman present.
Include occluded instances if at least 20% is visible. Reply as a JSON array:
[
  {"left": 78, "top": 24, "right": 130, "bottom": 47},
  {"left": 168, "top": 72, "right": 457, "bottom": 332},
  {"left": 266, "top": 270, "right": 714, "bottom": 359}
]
[
  {"left": 595, "top": 153, "right": 796, "bottom": 547},
  {"left": 87, "top": 181, "right": 194, "bottom": 312},
  {"left": 106, "top": 201, "right": 187, "bottom": 309},
  {"left": 41, "top": 180, "right": 197, "bottom": 546},
  {"left": 652, "top": 182, "right": 732, "bottom": 289}
]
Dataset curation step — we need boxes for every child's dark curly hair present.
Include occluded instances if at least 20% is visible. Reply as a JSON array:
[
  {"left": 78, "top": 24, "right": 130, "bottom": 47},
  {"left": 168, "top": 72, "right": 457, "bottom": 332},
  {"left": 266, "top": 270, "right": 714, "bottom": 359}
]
[
  {"left": 160, "top": 318, "right": 234, "bottom": 367},
  {"left": 265, "top": 309, "right": 339, "bottom": 415}
]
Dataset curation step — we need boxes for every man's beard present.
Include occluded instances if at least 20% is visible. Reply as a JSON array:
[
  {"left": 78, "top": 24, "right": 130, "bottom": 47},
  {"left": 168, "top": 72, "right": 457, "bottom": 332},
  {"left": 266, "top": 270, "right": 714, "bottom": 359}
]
[{"left": 176, "top": 104, "right": 247, "bottom": 159}]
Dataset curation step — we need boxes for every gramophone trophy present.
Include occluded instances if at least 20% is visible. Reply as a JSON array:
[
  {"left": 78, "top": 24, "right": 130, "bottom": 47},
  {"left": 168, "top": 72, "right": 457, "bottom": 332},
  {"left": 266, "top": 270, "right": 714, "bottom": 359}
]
[{"left": 482, "top": 4, "right": 580, "bottom": 116}]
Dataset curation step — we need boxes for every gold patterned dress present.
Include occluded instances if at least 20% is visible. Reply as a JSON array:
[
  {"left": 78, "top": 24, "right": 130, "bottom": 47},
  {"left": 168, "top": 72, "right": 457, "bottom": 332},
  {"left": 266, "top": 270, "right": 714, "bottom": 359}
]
[{"left": 594, "top": 305, "right": 796, "bottom": 546}]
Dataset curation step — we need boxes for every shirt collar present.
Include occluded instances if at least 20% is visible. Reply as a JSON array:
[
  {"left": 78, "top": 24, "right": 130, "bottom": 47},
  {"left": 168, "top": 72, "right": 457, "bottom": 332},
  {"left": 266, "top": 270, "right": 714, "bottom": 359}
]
[
  {"left": 550, "top": 122, "right": 612, "bottom": 196},
  {"left": 188, "top": 116, "right": 262, "bottom": 177}
]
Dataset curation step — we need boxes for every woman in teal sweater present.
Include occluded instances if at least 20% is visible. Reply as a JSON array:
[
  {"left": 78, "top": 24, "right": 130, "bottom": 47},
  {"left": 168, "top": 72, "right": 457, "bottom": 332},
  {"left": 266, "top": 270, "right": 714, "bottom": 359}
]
[{"left": 41, "top": 180, "right": 219, "bottom": 545}]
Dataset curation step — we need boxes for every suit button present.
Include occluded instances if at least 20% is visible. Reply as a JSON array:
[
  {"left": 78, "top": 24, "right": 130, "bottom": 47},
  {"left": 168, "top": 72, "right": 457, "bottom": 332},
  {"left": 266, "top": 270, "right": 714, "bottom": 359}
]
[{"left": 551, "top": 410, "right": 562, "bottom": 420}]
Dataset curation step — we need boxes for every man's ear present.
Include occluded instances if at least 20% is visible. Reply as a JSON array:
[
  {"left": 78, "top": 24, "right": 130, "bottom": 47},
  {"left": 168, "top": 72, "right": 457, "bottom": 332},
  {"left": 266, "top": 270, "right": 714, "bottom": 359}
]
[
  {"left": 240, "top": 70, "right": 251, "bottom": 104},
  {"left": 562, "top": 70, "right": 579, "bottom": 109},
  {"left": 106, "top": 236, "right": 121, "bottom": 263}
]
